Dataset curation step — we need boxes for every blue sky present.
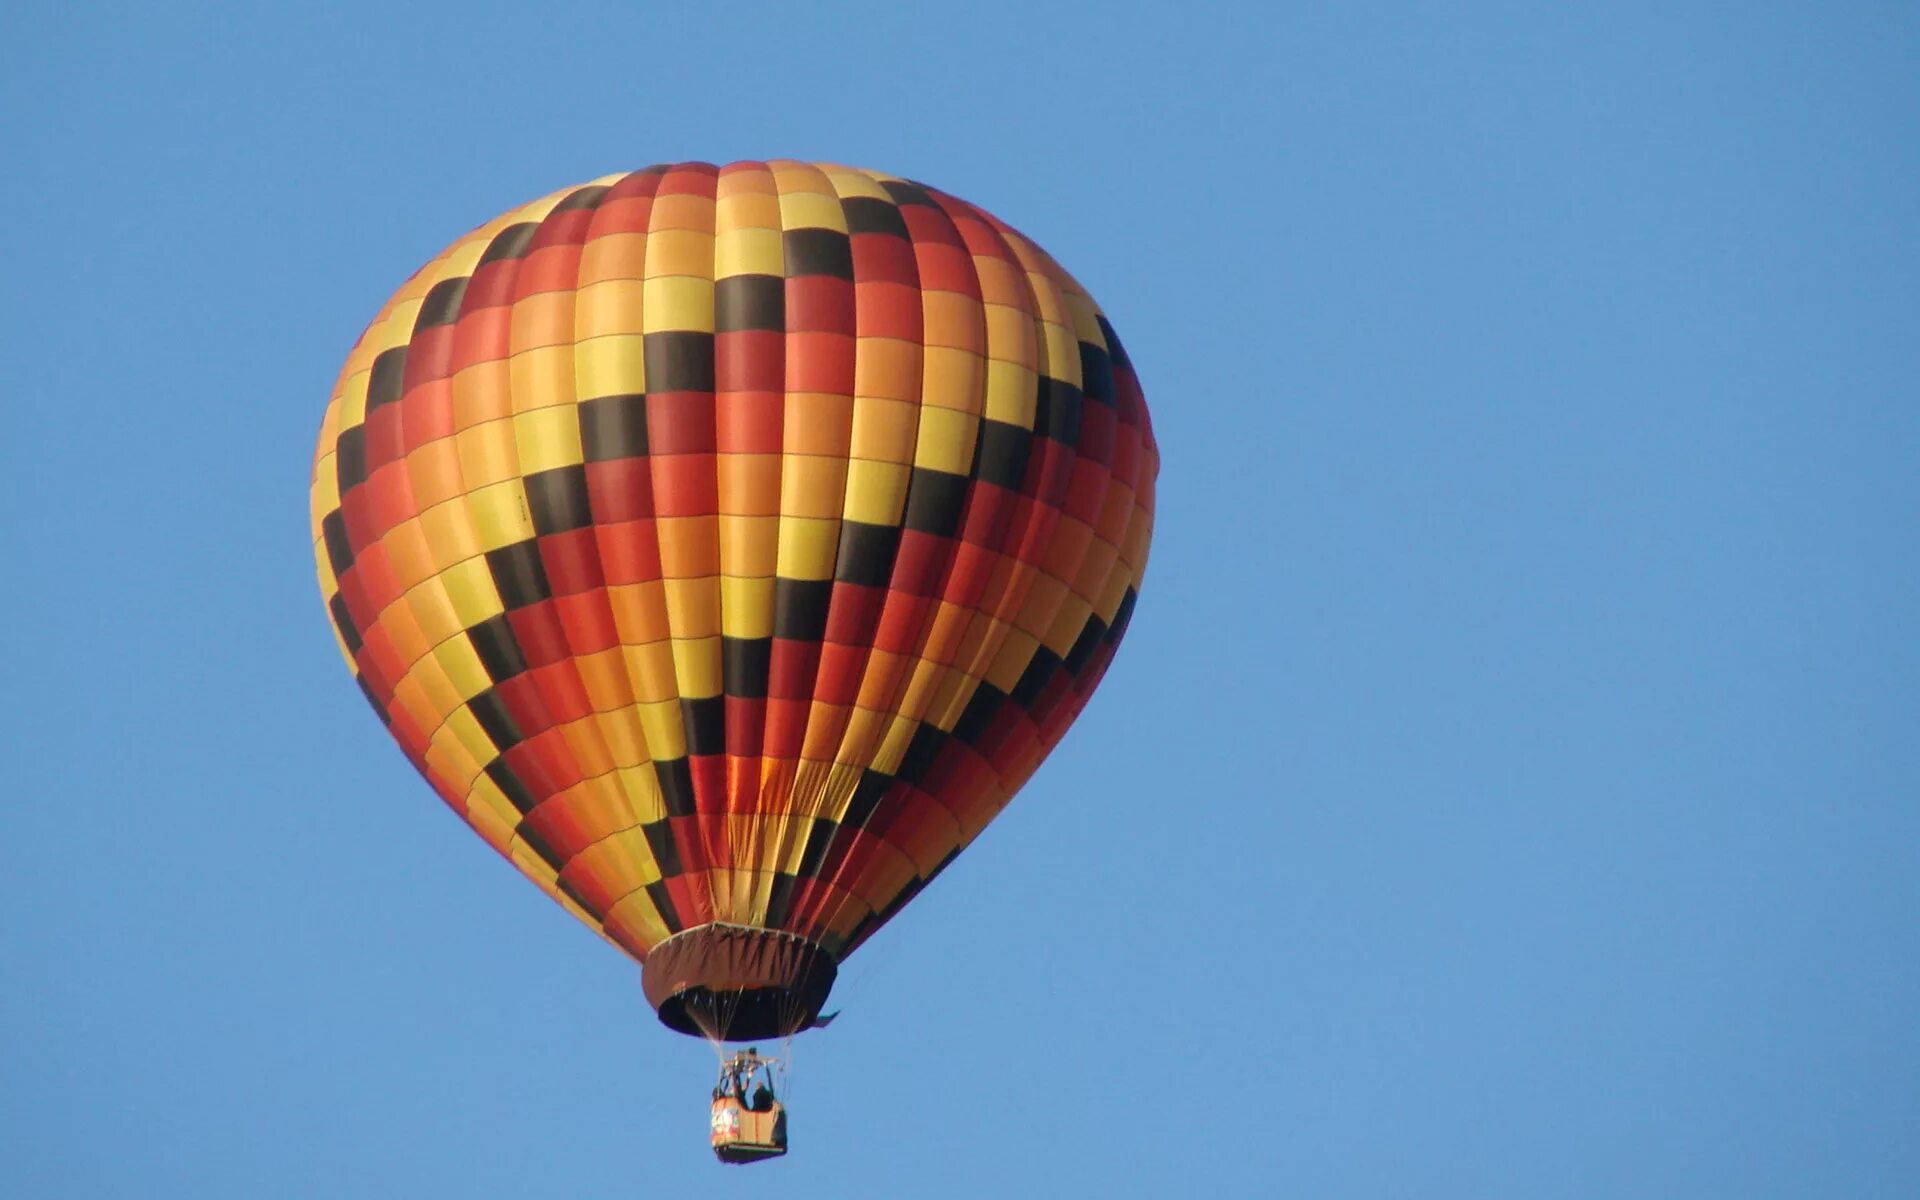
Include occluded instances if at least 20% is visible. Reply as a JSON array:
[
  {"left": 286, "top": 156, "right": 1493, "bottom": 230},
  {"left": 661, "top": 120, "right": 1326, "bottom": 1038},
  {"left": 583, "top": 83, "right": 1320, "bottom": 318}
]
[{"left": 4, "top": 3, "right": 1916, "bottom": 1196}]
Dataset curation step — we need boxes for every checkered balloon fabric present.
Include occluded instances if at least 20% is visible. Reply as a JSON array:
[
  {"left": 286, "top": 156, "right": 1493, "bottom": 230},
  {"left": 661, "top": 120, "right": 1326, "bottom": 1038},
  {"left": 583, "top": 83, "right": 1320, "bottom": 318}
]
[{"left": 311, "top": 161, "right": 1157, "bottom": 970}]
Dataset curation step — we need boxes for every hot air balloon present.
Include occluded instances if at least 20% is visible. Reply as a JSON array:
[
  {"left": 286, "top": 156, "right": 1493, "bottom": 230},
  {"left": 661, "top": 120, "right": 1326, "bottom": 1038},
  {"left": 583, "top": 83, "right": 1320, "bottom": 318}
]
[{"left": 310, "top": 160, "right": 1156, "bottom": 1157}]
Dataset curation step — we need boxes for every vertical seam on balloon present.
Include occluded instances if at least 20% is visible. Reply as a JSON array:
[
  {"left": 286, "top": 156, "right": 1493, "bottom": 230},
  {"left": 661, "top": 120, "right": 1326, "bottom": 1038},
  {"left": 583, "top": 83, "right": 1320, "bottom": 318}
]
[
  {"left": 754, "top": 160, "right": 862, "bottom": 938},
  {"left": 944, "top": 226, "right": 1115, "bottom": 845},
  {"left": 326, "top": 195, "right": 596, "bottom": 917},
  {"left": 367, "top": 235, "right": 502, "bottom": 796},
  {"left": 771, "top": 166, "right": 936, "bottom": 944},
  {"left": 644, "top": 162, "right": 724, "bottom": 931},
  {"left": 794, "top": 171, "right": 937, "bottom": 938},
  {"left": 573, "top": 166, "right": 684, "bottom": 946},
  {"left": 578, "top": 165, "right": 701, "bottom": 941},
  {"left": 818, "top": 181, "right": 976, "bottom": 769},
  {"left": 369, "top": 247, "right": 481, "bottom": 796},
  {"left": 564, "top": 171, "right": 672, "bottom": 951},
  {"left": 738, "top": 159, "right": 795, "bottom": 937},
  {"left": 491, "top": 196, "right": 606, "bottom": 911},
  {"left": 794, "top": 168, "right": 931, "bottom": 911},
  {"left": 347, "top": 229, "right": 506, "bottom": 798},
  {"left": 803, "top": 181, "right": 996, "bottom": 949},
  {"left": 929, "top": 218, "right": 1074, "bottom": 744},
  {"left": 748, "top": 161, "right": 814, "bottom": 939},
  {"left": 712, "top": 160, "right": 785, "bottom": 933},
  {"left": 512, "top": 179, "right": 664, "bottom": 943},
  {"left": 1045, "top": 317, "right": 1158, "bottom": 762},
  {"left": 564, "top": 170, "right": 687, "bottom": 944},
  {"left": 424, "top": 190, "right": 577, "bottom": 910},
  {"left": 1006, "top": 296, "right": 1155, "bottom": 799},
  {"left": 454, "top": 193, "right": 570, "bottom": 895}
]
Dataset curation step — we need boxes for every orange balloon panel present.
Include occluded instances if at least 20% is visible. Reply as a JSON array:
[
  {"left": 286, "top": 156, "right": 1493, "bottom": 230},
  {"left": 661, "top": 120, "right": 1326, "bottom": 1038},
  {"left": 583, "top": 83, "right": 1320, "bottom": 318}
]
[{"left": 311, "top": 161, "right": 1156, "bottom": 1031}]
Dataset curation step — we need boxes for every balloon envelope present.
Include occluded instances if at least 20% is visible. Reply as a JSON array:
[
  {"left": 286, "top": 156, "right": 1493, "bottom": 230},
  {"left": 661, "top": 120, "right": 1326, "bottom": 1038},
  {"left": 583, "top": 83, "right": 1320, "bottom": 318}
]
[{"left": 311, "top": 161, "right": 1157, "bottom": 1038}]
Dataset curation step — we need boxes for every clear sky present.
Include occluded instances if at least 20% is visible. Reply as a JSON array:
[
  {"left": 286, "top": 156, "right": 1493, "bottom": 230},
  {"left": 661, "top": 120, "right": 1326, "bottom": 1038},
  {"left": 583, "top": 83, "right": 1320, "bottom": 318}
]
[{"left": 4, "top": 3, "right": 1915, "bottom": 1197}]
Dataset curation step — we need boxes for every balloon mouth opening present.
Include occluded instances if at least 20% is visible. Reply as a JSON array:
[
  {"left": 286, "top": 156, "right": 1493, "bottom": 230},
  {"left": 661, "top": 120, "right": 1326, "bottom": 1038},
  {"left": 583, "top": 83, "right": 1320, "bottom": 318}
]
[
  {"left": 656, "top": 985, "right": 817, "bottom": 1041},
  {"left": 642, "top": 924, "right": 837, "bottom": 1041}
]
